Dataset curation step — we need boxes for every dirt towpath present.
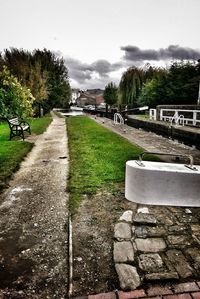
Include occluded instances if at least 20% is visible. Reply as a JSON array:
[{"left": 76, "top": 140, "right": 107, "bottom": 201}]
[{"left": 0, "top": 113, "right": 69, "bottom": 298}]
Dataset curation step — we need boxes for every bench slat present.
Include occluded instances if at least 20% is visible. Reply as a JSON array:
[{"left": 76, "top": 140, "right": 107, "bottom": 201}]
[{"left": 7, "top": 117, "right": 31, "bottom": 140}]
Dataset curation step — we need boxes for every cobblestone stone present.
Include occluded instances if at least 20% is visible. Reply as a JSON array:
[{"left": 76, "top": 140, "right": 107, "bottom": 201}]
[
  {"left": 114, "top": 223, "right": 132, "bottom": 240},
  {"left": 167, "top": 235, "right": 192, "bottom": 247},
  {"left": 176, "top": 214, "right": 198, "bottom": 224},
  {"left": 135, "top": 226, "right": 166, "bottom": 238},
  {"left": 185, "top": 248, "right": 200, "bottom": 268},
  {"left": 166, "top": 250, "right": 193, "bottom": 278},
  {"left": 133, "top": 214, "right": 157, "bottom": 225},
  {"left": 114, "top": 241, "right": 134, "bottom": 263},
  {"left": 135, "top": 238, "right": 166, "bottom": 252},
  {"left": 115, "top": 264, "right": 141, "bottom": 290},
  {"left": 168, "top": 225, "right": 189, "bottom": 234},
  {"left": 138, "top": 253, "right": 163, "bottom": 272},
  {"left": 145, "top": 272, "right": 179, "bottom": 281},
  {"left": 119, "top": 211, "right": 133, "bottom": 223}
]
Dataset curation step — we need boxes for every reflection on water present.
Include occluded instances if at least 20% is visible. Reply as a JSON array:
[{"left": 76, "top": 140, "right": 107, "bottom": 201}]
[
  {"left": 62, "top": 111, "right": 84, "bottom": 116},
  {"left": 56, "top": 107, "right": 85, "bottom": 117}
]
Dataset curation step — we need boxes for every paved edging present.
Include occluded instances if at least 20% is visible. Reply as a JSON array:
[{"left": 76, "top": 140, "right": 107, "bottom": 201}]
[{"left": 74, "top": 281, "right": 200, "bottom": 299}]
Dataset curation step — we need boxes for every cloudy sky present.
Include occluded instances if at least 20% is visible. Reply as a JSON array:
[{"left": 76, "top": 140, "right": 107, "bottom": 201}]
[{"left": 0, "top": 0, "right": 200, "bottom": 89}]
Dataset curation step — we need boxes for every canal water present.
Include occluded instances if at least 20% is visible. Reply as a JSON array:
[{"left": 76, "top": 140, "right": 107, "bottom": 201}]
[{"left": 57, "top": 108, "right": 85, "bottom": 117}]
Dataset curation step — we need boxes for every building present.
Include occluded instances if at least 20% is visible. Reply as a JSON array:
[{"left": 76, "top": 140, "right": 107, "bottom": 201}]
[
  {"left": 76, "top": 90, "right": 105, "bottom": 107},
  {"left": 71, "top": 89, "right": 81, "bottom": 104}
]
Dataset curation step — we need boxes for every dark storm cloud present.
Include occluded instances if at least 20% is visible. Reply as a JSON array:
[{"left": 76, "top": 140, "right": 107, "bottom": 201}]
[{"left": 121, "top": 45, "right": 200, "bottom": 61}]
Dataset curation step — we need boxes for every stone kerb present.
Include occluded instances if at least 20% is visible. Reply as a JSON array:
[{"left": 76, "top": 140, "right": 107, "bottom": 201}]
[{"left": 113, "top": 207, "right": 200, "bottom": 291}]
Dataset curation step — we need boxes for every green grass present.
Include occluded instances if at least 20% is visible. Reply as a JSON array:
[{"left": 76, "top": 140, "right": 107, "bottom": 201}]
[
  {"left": 0, "top": 141, "right": 33, "bottom": 189},
  {"left": 27, "top": 116, "right": 52, "bottom": 135},
  {"left": 67, "top": 116, "right": 154, "bottom": 214},
  {"left": 0, "top": 116, "right": 52, "bottom": 141},
  {"left": 135, "top": 114, "right": 150, "bottom": 120},
  {"left": 0, "top": 115, "right": 52, "bottom": 189}
]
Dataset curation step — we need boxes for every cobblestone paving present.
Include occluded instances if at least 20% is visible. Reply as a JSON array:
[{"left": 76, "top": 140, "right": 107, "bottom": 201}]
[{"left": 114, "top": 207, "right": 200, "bottom": 290}]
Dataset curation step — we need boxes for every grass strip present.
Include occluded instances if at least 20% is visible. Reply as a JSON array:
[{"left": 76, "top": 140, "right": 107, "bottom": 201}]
[
  {"left": 67, "top": 116, "right": 148, "bottom": 214},
  {"left": 0, "top": 141, "right": 33, "bottom": 189}
]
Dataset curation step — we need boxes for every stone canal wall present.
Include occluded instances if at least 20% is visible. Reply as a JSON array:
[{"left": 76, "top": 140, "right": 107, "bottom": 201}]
[{"left": 126, "top": 116, "right": 200, "bottom": 149}]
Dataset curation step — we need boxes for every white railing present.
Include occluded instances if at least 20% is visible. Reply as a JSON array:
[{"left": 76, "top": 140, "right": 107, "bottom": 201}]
[
  {"left": 114, "top": 113, "right": 124, "bottom": 125},
  {"left": 170, "top": 114, "right": 185, "bottom": 126},
  {"left": 149, "top": 109, "right": 157, "bottom": 120},
  {"left": 114, "top": 113, "right": 127, "bottom": 132},
  {"left": 160, "top": 109, "right": 200, "bottom": 126}
]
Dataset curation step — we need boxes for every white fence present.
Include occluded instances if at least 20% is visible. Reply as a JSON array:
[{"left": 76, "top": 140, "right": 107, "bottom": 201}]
[
  {"left": 149, "top": 109, "right": 157, "bottom": 120},
  {"left": 160, "top": 109, "right": 200, "bottom": 126}
]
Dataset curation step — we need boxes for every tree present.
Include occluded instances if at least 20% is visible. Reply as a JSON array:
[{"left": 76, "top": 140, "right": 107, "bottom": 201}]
[
  {"left": 33, "top": 49, "right": 71, "bottom": 110},
  {"left": 103, "top": 82, "right": 118, "bottom": 106},
  {"left": 28, "top": 62, "right": 48, "bottom": 115},
  {"left": 1, "top": 48, "right": 71, "bottom": 113},
  {"left": 137, "top": 76, "right": 167, "bottom": 107},
  {"left": 137, "top": 62, "right": 199, "bottom": 107},
  {"left": 0, "top": 66, "right": 35, "bottom": 118},
  {"left": 119, "top": 67, "right": 143, "bottom": 107}
]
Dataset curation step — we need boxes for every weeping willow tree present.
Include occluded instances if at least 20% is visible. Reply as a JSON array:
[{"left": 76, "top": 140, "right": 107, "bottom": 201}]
[
  {"left": 119, "top": 67, "right": 143, "bottom": 108},
  {"left": 118, "top": 65, "right": 165, "bottom": 108}
]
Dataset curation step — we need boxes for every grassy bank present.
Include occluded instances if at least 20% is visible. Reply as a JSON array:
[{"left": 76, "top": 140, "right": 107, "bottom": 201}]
[
  {"left": 0, "top": 116, "right": 52, "bottom": 190},
  {"left": 67, "top": 116, "right": 146, "bottom": 214}
]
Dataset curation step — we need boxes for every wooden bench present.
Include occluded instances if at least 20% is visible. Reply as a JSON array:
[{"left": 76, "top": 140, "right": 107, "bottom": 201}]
[{"left": 7, "top": 117, "right": 31, "bottom": 140}]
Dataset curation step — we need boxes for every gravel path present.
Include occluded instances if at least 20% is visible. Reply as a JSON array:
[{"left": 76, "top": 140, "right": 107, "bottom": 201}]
[{"left": 0, "top": 113, "right": 69, "bottom": 298}]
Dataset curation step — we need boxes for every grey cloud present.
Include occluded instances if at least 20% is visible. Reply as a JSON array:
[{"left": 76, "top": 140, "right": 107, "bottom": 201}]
[
  {"left": 69, "top": 69, "right": 92, "bottom": 83},
  {"left": 121, "top": 45, "right": 200, "bottom": 61},
  {"left": 64, "top": 57, "right": 123, "bottom": 84},
  {"left": 91, "top": 60, "right": 123, "bottom": 76}
]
